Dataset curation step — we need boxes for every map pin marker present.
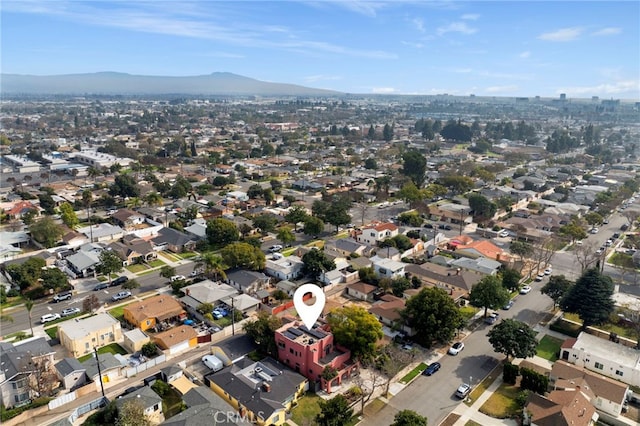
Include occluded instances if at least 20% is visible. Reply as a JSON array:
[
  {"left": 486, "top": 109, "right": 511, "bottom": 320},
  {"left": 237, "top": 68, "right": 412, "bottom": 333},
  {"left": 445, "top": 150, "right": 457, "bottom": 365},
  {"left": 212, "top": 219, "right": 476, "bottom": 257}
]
[{"left": 293, "top": 284, "right": 326, "bottom": 330}]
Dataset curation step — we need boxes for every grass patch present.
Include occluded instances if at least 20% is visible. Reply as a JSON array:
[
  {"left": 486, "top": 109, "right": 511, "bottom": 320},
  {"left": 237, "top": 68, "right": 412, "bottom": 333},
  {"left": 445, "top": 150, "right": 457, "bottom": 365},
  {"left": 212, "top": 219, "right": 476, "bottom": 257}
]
[
  {"left": 460, "top": 305, "right": 479, "bottom": 321},
  {"left": 45, "top": 326, "right": 58, "bottom": 339},
  {"left": 399, "top": 362, "right": 427, "bottom": 384},
  {"left": 159, "top": 252, "right": 181, "bottom": 262},
  {"left": 148, "top": 259, "right": 165, "bottom": 267},
  {"left": 363, "top": 397, "right": 386, "bottom": 416},
  {"left": 305, "top": 240, "right": 325, "bottom": 249},
  {"left": 479, "top": 382, "right": 521, "bottom": 418},
  {"left": 126, "top": 263, "right": 149, "bottom": 273},
  {"left": 247, "top": 350, "right": 263, "bottom": 362},
  {"left": 282, "top": 248, "right": 296, "bottom": 257},
  {"left": 291, "top": 392, "right": 322, "bottom": 425},
  {"left": 213, "top": 316, "right": 232, "bottom": 328},
  {"left": 177, "top": 252, "right": 198, "bottom": 259},
  {"left": 77, "top": 343, "right": 127, "bottom": 362},
  {"left": 109, "top": 305, "right": 126, "bottom": 322},
  {"left": 162, "top": 386, "right": 184, "bottom": 418},
  {"left": 3, "top": 331, "right": 32, "bottom": 341},
  {"left": 536, "top": 335, "right": 563, "bottom": 362},
  {"left": 466, "top": 364, "right": 502, "bottom": 406},
  {"left": 1, "top": 296, "right": 24, "bottom": 310},
  {"left": 137, "top": 269, "right": 157, "bottom": 276}
]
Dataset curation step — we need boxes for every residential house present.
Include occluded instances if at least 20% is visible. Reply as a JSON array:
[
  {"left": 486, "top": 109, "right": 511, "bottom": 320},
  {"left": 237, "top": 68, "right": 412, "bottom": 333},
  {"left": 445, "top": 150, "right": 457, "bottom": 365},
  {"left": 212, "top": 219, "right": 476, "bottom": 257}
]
[
  {"left": 115, "top": 385, "right": 165, "bottom": 424},
  {"left": 405, "top": 261, "right": 481, "bottom": 297},
  {"left": 368, "top": 294, "right": 411, "bottom": 335},
  {"left": 454, "top": 240, "right": 511, "bottom": 263},
  {"left": 346, "top": 282, "right": 377, "bottom": 302},
  {"left": 275, "top": 322, "right": 357, "bottom": 393},
  {"left": 372, "top": 257, "right": 406, "bottom": 279},
  {"left": 265, "top": 255, "right": 304, "bottom": 281},
  {"left": 226, "top": 269, "right": 270, "bottom": 295},
  {"left": 58, "top": 313, "right": 123, "bottom": 358},
  {"left": 61, "top": 230, "right": 88, "bottom": 248},
  {"left": 429, "top": 203, "right": 472, "bottom": 225},
  {"left": 152, "top": 227, "right": 197, "bottom": 253},
  {"left": 206, "top": 357, "right": 308, "bottom": 426},
  {"left": 221, "top": 294, "right": 260, "bottom": 316},
  {"left": 551, "top": 360, "right": 629, "bottom": 418},
  {"left": 122, "top": 328, "right": 150, "bottom": 353},
  {"left": 107, "top": 235, "right": 157, "bottom": 265},
  {"left": 160, "top": 365, "right": 184, "bottom": 384},
  {"left": 64, "top": 244, "right": 103, "bottom": 278},
  {"left": 162, "top": 386, "right": 250, "bottom": 426},
  {"left": 450, "top": 257, "right": 502, "bottom": 276},
  {"left": 347, "top": 256, "right": 372, "bottom": 271},
  {"left": 111, "top": 209, "right": 147, "bottom": 231},
  {"left": 77, "top": 223, "right": 125, "bottom": 243},
  {"left": 180, "top": 280, "right": 239, "bottom": 314},
  {"left": 4, "top": 200, "right": 39, "bottom": 220},
  {"left": 152, "top": 325, "right": 198, "bottom": 355},
  {"left": 356, "top": 222, "right": 399, "bottom": 246},
  {"left": 124, "top": 294, "right": 187, "bottom": 332},
  {"left": 559, "top": 332, "right": 640, "bottom": 388},
  {"left": 184, "top": 218, "right": 208, "bottom": 240},
  {"left": 524, "top": 390, "right": 598, "bottom": 426},
  {"left": 54, "top": 358, "right": 86, "bottom": 390},
  {"left": 324, "top": 238, "right": 370, "bottom": 257},
  {"left": 275, "top": 280, "right": 298, "bottom": 298},
  {"left": 0, "top": 338, "right": 56, "bottom": 408}
]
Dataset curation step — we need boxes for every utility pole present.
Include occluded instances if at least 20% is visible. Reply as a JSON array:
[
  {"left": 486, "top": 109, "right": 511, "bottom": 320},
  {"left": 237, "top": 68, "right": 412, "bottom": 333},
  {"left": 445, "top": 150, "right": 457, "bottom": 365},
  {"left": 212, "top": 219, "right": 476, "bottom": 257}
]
[
  {"left": 231, "top": 297, "right": 235, "bottom": 336},
  {"left": 94, "top": 347, "right": 106, "bottom": 398}
]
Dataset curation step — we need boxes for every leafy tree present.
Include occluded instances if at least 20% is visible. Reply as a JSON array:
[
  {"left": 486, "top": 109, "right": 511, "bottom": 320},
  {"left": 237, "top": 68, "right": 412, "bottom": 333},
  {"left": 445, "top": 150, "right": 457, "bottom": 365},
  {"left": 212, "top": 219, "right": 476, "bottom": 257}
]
[
  {"left": 391, "top": 410, "right": 428, "bottom": 426},
  {"left": 303, "top": 216, "right": 324, "bottom": 236},
  {"left": 541, "top": 275, "right": 572, "bottom": 308},
  {"left": 159, "top": 265, "right": 176, "bottom": 279},
  {"left": 401, "top": 150, "right": 427, "bottom": 188},
  {"left": 109, "top": 174, "right": 140, "bottom": 198},
  {"left": 314, "top": 197, "right": 351, "bottom": 232},
  {"left": 97, "top": 250, "right": 123, "bottom": 286},
  {"left": 195, "top": 252, "right": 227, "bottom": 281},
  {"left": 6, "top": 257, "right": 46, "bottom": 290},
  {"left": 285, "top": 205, "right": 308, "bottom": 230},
  {"left": 38, "top": 192, "right": 56, "bottom": 214},
  {"left": 206, "top": 218, "right": 239, "bottom": 247},
  {"left": 116, "top": 399, "right": 151, "bottom": 426},
  {"left": 122, "top": 279, "right": 140, "bottom": 290},
  {"left": 220, "top": 242, "right": 266, "bottom": 271},
  {"left": 583, "top": 212, "right": 603, "bottom": 227},
  {"left": 316, "top": 394, "right": 353, "bottom": 426},
  {"left": 29, "top": 216, "right": 64, "bottom": 248},
  {"left": 41, "top": 268, "right": 69, "bottom": 291},
  {"left": 141, "top": 342, "right": 157, "bottom": 357},
  {"left": 402, "top": 287, "right": 465, "bottom": 348},
  {"left": 358, "top": 267, "right": 379, "bottom": 286},
  {"left": 561, "top": 268, "right": 614, "bottom": 328},
  {"left": 327, "top": 306, "right": 383, "bottom": 360},
  {"left": 243, "top": 311, "right": 282, "bottom": 357},
  {"left": 302, "top": 249, "right": 336, "bottom": 280},
  {"left": 83, "top": 294, "right": 101, "bottom": 312},
  {"left": 383, "top": 123, "right": 394, "bottom": 142},
  {"left": 247, "top": 184, "right": 264, "bottom": 199},
  {"left": 510, "top": 240, "right": 533, "bottom": 263},
  {"left": 468, "top": 194, "right": 497, "bottom": 219},
  {"left": 277, "top": 227, "right": 296, "bottom": 246},
  {"left": 144, "top": 192, "right": 163, "bottom": 207},
  {"left": 437, "top": 175, "right": 474, "bottom": 195},
  {"left": 397, "top": 210, "right": 423, "bottom": 227},
  {"left": 391, "top": 276, "right": 411, "bottom": 297},
  {"left": 487, "top": 319, "right": 537, "bottom": 361},
  {"left": 500, "top": 268, "right": 522, "bottom": 292},
  {"left": 469, "top": 275, "right": 510, "bottom": 318},
  {"left": 391, "top": 234, "right": 413, "bottom": 252},
  {"left": 364, "top": 158, "right": 378, "bottom": 170},
  {"left": 440, "top": 120, "right": 472, "bottom": 142},
  {"left": 252, "top": 214, "right": 279, "bottom": 235},
  {"left": 558, "top": 220, "right": 587, "bottom": 242},
  {"left": 397, "top": 182, "right": 424, "bottom": 207},
  {"left": 59, "top": 202, "right": 79, "bottom": 228}
]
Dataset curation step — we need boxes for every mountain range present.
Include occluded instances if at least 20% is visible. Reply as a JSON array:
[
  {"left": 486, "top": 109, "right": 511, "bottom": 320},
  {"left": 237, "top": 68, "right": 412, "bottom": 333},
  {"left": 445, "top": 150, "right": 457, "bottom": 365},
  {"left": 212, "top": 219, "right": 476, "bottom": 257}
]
[{"left": 0, "top": 72, "right": 342, "bottom": 96}]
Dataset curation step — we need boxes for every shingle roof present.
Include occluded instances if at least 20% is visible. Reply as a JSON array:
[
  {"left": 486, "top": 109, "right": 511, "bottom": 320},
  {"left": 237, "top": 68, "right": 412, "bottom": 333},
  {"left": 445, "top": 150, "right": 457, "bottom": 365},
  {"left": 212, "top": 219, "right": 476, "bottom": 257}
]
[
  {"left": 116, "top": 385, "right": 162, "bottom": 411},
  {"left": 153, "top": 325, "right": 197, "bottom": 350},
  {"left": 55, "top": 358, "right": 85, "bottom": 377},
  {"left": 125, "top": 294, "right": 186, "bottom": 324},
  {"left": 81, "top": 352, "right": 122, "bottom": 378}
]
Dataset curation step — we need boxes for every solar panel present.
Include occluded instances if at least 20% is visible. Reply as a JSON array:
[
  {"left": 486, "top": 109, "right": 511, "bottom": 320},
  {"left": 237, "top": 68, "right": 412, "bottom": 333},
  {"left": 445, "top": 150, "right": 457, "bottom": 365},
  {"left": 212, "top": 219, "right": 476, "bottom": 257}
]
[
  {"left": 283, "top": 331, "right": 297, "bottom": 340},
  {"left": 288, "top": 328, "right": 303, "bottom": 336}
]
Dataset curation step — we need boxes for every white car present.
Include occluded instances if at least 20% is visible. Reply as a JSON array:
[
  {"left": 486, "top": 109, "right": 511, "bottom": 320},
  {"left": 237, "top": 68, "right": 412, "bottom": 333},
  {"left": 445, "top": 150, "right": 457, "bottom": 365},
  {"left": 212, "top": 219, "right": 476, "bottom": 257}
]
[
  {"left": 269, "top": 245, "right": 283, "bottom": 253},
  {"left": 170, "top": 275, "right": 186, "bottom": 282},
  {"left": 61, "top": 307, "right": 81, "bottom": 317},
  {"left": 498, "top": 230, "right": 510, "bottom": 238},
  {"left": 455, "top": 383, "right": 472, "bottom": 399},
  {"left": 535, "top": 273, "right": 545, "bottom": 282},
  {"left": 41, "top": 313, "right": 61, "bottom": 324},
  {"left": 111, "top": 291, "right": 132, "bottom": 301},
  {"left": 520, "top": 285, "right": 532, "bottom": 294},
  {"left": 448, "top": 342, "right": 465, "bottom": 355},
  {"left": 544, "top": 267, "right": 552, "bottom": 275}
]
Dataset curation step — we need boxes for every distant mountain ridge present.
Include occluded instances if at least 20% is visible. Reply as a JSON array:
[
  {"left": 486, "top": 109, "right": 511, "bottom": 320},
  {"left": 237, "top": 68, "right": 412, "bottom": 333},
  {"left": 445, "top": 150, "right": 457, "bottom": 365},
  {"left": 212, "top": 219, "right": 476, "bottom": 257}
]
[{"left": 0, "top": 72, "right": 342, "bottom": 96}]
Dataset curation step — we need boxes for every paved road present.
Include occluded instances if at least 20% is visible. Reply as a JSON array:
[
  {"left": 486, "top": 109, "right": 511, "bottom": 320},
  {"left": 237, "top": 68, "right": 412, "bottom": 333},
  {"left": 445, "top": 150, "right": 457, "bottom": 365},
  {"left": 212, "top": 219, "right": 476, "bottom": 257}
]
[{"left": 369, "top": 275, "right": 555, "bottom": 426}]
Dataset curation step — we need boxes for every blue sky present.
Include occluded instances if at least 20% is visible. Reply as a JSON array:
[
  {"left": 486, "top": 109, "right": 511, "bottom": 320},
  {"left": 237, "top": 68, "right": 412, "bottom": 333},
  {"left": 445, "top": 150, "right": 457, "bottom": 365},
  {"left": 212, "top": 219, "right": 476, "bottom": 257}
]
[{"left": 2, "top": 1, "right": 639, "bottom": 99}]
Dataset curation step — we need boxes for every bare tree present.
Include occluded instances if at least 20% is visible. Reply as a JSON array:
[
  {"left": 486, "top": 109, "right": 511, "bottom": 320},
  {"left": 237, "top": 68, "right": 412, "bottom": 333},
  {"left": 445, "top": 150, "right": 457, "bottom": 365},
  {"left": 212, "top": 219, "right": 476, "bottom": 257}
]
[
  {"left": 618, "top": 306, "right": 640, "bottom": 348},
  {"left": 530, "top": 237, "right": 556, "bottom": 277},
  {"left": 573, "top": 241, "right": 600, "bottom": 273},
  {"left": 622, "top": 210, "right": 640, "bottom": 229},
  {"left": 354, "top": 203, "right": 369, "bottom": 226},
  {"left": 378, "top": 345, "right": 415, "bottom": 396},
  {"left": 352, "top": 363, "right": 386, "bottom": 415},
  {"left": 27, "top": 356, "right": 58, "bottom": 397},
  {"left": 83, "top": 294, "right": 101, "bottom": 312}
]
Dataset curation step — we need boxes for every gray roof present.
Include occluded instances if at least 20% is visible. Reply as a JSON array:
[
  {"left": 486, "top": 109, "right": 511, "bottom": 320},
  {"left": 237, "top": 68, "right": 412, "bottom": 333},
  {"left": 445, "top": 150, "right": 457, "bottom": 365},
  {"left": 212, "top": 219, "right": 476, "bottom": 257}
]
[
  {"left": 116, "top": 385, "right": 162, "bottom": 410},
  {"left": 334, "top": 238, "right": 365, "bottom": 253},
  {"left": 226, "top": 270, "right": 268, "bottom": 290},
  {"left": 162, "top": 386, "right": 250, "bottom": 426},
  {"left": 66, "top": 250, "right": 101, "bottom": 271},
  {"left": 180, "top": 280, "right": 239, "bottom": 309},
  {"left": 161, "top": 365, "right": 182, "bottom": 377},
  {"left": 153, "top": 227, "right": 196, "bottom": 247},
  {"left": 55, "top": 358, "right": 85, "bottom": 377},
  {"left": 81, "top": 352, "right": 123, "bottom": 378}
]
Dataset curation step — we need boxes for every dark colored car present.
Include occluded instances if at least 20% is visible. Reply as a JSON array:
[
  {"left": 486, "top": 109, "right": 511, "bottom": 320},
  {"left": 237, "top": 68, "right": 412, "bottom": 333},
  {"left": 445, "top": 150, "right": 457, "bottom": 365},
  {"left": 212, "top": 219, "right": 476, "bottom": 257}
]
[
  {"left": 110, "top": 276, "right": 129, "bottom": 287},
  {"left": 93, "top": 283, "right": 108, "bottom": 291},
  {"left": 438, "top": 224, "right": 452, "bottom": 230},
  {"left": 423, "top": 362, "right": 441, "bottom": 376}
]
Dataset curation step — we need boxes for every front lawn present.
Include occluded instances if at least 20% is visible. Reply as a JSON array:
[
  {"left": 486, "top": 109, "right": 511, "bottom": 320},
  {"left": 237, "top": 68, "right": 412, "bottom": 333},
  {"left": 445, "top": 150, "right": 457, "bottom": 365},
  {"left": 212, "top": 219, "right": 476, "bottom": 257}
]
[
  {"left": 291, "top": 392, "right": 322, "bottom": 425},
  {"left": 126, "top": 263, "right": 149, "bottom": 273},
  {"left": 399, "top": 362, "right": 427, "bottom": 384},
  {"left": 459, "top": 305, "right": 479, "bottom": 321},
  {"left": 479, "top": 382, "right": 521, "bottom": 418},
  {"left": 466, "top": 364, "right": 502, "bottom": 406},
  {"left": 177, "top": 252, "right": 197, "bottom": 259},
  {"left": 77, "top": 343, "right": 127, "bottom": 362},
  {"left": 148, "top": 259, "right": 165, "bottom": 267},
  {"left": 45, "top": 326, "right": 58, "bottom": 339},
  {"left": 109, "top": 305, "right": 128, "bottom": 322},
  {"left": 536, "top": 335, "right": 563, "bottom": 362}
]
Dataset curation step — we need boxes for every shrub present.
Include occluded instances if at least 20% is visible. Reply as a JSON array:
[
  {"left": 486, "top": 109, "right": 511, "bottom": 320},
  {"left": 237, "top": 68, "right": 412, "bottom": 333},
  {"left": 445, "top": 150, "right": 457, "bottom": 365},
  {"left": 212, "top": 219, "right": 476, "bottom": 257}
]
[
  {"left": 503, "top": 363, "right": 520, "bottom": 385},
  {"left": 141, "top": 342, "right": 158, "bottom": 358},
  {"left": 151, "top": 380, "right": 171, "bottom": 397},
  {"left": 515, "top": 390, "right": 532, "bottom": 407}
]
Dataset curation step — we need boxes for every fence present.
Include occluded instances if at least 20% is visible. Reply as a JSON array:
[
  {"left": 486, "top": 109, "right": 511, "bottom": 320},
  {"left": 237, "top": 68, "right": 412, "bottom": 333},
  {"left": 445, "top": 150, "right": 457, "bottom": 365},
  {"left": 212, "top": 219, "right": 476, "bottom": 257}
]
[
  {"left": 48, "top": 391, "right": 77, "bottom": 410},
  {"left": 124, "top": 353, "right": 167, "bottom": 378},
  {"left": 68, "top": 396, "right": 108, "bottom": 424}
]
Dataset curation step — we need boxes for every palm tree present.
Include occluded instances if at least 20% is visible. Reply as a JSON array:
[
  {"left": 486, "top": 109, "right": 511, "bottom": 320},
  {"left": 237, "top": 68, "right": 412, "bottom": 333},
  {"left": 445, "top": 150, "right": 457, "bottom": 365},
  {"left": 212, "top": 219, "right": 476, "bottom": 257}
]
[
  {"left": 196, "top": 252, "right": 227, "bottom": 282},
  {"left": 87, "top": 166, "right": 100, "bottom": 182},
  {"left": 145, "top": 192, "right": 163, "bottom": 207},
  {"left": 25, "top": 299, "right": 34, "bottom": 336}
]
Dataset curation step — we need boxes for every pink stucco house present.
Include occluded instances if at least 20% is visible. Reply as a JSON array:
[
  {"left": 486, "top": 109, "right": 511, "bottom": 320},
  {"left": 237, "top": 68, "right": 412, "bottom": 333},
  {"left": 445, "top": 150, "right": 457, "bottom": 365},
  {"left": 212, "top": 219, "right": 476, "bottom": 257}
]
[{"left": 275, "top": 322, "right": 358, "bottom": 393}]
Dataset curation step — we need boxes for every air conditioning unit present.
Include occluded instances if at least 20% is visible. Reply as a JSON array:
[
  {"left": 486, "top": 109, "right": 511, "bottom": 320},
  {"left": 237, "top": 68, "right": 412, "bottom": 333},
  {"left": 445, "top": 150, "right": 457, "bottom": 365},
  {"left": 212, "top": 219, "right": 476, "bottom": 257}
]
[{"left": 255, "top": 367, "right": 262, "bottom": 373}]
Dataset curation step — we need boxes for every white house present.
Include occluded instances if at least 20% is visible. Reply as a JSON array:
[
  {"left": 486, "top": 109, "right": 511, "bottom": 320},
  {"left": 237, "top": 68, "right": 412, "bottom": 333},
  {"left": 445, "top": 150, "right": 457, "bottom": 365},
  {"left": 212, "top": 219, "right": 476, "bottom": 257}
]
[
  {"left": 356, "top": 222, "right": 399, "bottom": 246},
  {"left": 265, "top": 255, "right": 304, "bottom": 281},
  {"left": 372, "top": 257, "right": 406, "bottom": 279}
]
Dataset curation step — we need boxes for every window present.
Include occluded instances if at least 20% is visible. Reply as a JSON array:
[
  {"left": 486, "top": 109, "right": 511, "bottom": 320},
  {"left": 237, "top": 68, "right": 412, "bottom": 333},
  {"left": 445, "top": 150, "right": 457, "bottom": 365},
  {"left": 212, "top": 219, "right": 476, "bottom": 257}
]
[
  {"left": 615, "top": 370, "right": 623, "bottom": 377},
  {"left": 594, "top": 362, "right": 603, "bottom": 370},
  {"left": 290, "top": 348, "right": 294, "bottom": 354}
]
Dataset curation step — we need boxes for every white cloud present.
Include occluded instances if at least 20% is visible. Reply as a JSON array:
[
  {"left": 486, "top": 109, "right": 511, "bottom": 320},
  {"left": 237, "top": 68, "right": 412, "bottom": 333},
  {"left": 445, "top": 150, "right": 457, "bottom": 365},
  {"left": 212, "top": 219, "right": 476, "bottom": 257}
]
[
  {"left": 592, "top": 27, "right": 622, "bottom": 36},
  {"left": 485, "top": 85, "right": 519, "bottom": 94},
  {"left": 437, "top": 22, "right": 477, "bottom": 36},
  {"left": 519, "top": 51, "right": 531, "bottom": 59},
  {"left": 461, "top": 13, "right": 480, "bottom": 20},
  {"left": 537, "top": 27, "right": 583, "bottom": 42},
  {"left": 558, "top": 80, "right": 640, "bottom": 96},
  {"left": 372, "top": 87, "right": 396, "bottom": 94},
  {"left": 412, "top": 17, "right": 425, "bottom": 33}
]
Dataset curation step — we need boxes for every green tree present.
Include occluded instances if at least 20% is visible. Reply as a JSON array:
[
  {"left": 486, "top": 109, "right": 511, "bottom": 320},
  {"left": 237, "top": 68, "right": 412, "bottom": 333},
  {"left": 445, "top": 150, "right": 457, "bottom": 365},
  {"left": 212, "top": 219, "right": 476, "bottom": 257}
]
[
  {"left": 364, "top": 158, "right": 378, "bottom": 170},
  {"left": 252, "top": 214, "right": 279, "bottom": 235},
  {"left": 402, "top": 287, "right": 465, "bottom": 348},
  {"left": 243, "top": 311, "right": 282, "bottom": 357},
  {"left": 469, "top": 275, "right": 510, "bottom": 318},
  {"left": 391, "top": 410, "right": 428, "bottom": 426},
  {"left": 277, "top": 227, "right": 296, "bottom": 246},
  {"left": 141, "top": 342, "right": 157, "bottom": 358},
  {"left": 109, "top": 174, "right": 140, "bottom": 198},
  {"left": 561, "top": 268, "right": 614, "bottom": 328},
  {"left": 195, "top": 252, "right": 227, "bottom": 281},
  {"left": 59, "top": 202, "right": 79, "bottom": 228},
  {"left": 303, "top": 216, "right": 324, "bottom": 236},
  {"left": 383, "top": 123, "right": 394, "bottom": 142},
  {"left": 159, "top": 265, "right": 176, "bottom": 279},
  {"left": 558, "top": 220, "right": 588, "bottom": 242},
  {"left": 97, "top": 250, "right": 123, "bottom": 286},
  {"left": 206, "top": 218, "right": 239, "bottom": 247},
  {"left": 326, "top": 306, "right": 383, "bottom": 360},
  {"left": 41, "top": 268, "right": 69, "bottom": 291},
  {"left": 468, "top": 194, "right": 497, "bottom": 220},
  {"left": 116, "top": 399, "right": 151, "bottom": 426},
  {"left": 437, "top": 175, "right": 474, "bottom": 195},
  {"left": 488, "top": 319, "right": 537, "bottom": 362},
  {"left": 302, "top": 249, "right": 336, "bottom": 280},
  {"left": 316, "top": 394, "right": 353, "bottom": 426},
  {"left": 220, "top": 242, "right": 266, "bottom": 271},
  {"left": 25, "top": 299, "right": 34, "bottom": 336},
  {"left": 401, "top": 150, "right": 427, "bottom": 188},
  {"left": 144, "top": 191, "right": 163, "bottom": 207},
  {"left": 541, "top": 275, "right": 572, "bottom": 308},
  {"left": 583, "top": 212, "right": 603, "bottom": 227},
  {"left": 122, "top": 279, "right": 140, "bottom": 290},
  {"left": 285, "top": 205, "right": 309, "bottom": 231},
  {"left": 29, "top": 216, "right": 64, "bottom": 248},
  {"left": 500, "top": 268, "right": 522, "bottom": 292},
  {"left": 397, "top": 211, "right": 423, "bottom": 227}
]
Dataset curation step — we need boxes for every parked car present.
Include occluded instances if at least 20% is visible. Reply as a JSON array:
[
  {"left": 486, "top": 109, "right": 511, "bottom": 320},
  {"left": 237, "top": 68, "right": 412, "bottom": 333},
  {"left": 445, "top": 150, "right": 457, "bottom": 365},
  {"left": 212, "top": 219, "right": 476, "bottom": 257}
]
[
  {"left": 439, "top": 224, "right": 452, "bottom": 230},
  {"left": 93, "top": 283, "right": 108, "bottom": 291},
  {"left": 520, "top": 285, "right": 532, "bottom": 294},
  {"left": 485, "top": 312, "right": 500, "bottom": 325},
  {"left": 590, "top": 227, "right": 599, "bottom": 234},
  {"left": 202, "top": 355, "right": 223, "bottom": 372},
  {"left": 170, "top": 275, "right": 186, "bottom": 282},
  {"left": 53, "top": 291, "right": 72, "bottom": 302},
  {"left": 503, "top": 300, "right": 514, "bottom": 310},
  {"left": 269, "top": 245, "right": 283, "bottom": 253},
  {"left": 455, "top": 383, "right": 472, "bottom": 399},
  {"left": 448, "top": 342, "right": 465, "bottom": 355},
  {"left": 423, "top": 362, "right": 441, "bottom": 376},
  {"left": 612, "top": 233, "right": 620, "bottom": 239},
  {"left": 621, "top": 224, "right": 629, "bottom": 231},
  {"left": 544, "top": 266, "right": 552, "bottom": 275},
  {"left": 110, "top": 276, "right": 129, "bottom": 287},
  {"left": 111, "top": 291, "right": 132, "bottom": 301},
  {"left": 61, "top": 307, "right": 81, "bottom": 317},
  {"left": 401, "top": 343, "right": 414, "bottom": 351},
  {"left": 424, "top": 223, "right": 434, "bottom": 229},
  {"left": 41, "top": 313, "right": 61, "bottom": 324},
  {"left": 498, "top": 230, "right": 510, "bottom": 238},
  {"left": 535, "top": 273, "right": 545, "bottom": 282}
]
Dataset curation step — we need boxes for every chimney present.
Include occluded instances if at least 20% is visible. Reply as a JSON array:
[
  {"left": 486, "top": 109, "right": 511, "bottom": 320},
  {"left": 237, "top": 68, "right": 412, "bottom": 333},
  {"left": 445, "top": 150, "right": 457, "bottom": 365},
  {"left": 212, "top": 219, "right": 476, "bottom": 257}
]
[
  {"left": 185, "top": 289, "right": 190, "bottom": 296},
  {"left": 262, "top": 382, "right": 271, "bottom": 392}
]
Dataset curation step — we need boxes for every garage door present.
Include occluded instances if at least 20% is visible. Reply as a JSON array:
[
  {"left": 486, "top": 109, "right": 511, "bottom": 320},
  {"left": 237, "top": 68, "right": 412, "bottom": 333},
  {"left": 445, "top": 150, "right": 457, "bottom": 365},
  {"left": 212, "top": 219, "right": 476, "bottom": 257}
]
[{"left": 169, "top": 341, "right": 190, "bottom": 355}]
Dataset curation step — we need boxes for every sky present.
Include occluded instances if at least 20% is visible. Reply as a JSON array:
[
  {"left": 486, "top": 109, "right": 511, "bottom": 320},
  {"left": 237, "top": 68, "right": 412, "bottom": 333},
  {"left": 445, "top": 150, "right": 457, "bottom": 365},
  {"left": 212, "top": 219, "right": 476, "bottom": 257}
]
[{"left": 2, "top": 1, "right": 639, "bottom": 99}]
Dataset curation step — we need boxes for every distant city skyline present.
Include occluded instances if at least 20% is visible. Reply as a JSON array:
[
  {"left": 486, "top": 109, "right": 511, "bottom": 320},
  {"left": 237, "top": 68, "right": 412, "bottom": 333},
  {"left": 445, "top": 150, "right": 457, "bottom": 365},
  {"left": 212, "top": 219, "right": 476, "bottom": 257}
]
[{"left": 2, "top": 1, "right": 639, "bottom": 99}]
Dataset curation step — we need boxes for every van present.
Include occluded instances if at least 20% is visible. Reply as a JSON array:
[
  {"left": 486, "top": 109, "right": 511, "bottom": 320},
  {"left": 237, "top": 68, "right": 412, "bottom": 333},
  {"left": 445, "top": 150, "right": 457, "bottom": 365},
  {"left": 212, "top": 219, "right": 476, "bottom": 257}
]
[{"left": 202, "top": 355, "right": 223, "bottom": 372}]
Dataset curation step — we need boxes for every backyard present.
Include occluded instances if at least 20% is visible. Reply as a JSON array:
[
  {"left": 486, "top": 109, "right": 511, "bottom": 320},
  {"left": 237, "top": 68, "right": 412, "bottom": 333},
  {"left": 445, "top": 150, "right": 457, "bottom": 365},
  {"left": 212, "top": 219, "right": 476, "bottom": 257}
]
[
  {"left": 77, "top": 343, "right": 128, "bottom": 362},
  {"left": 536, "top": 335, "right": 563, "bottom": 362},
  {"left": 290, "top": 392, "right": 360, "bottom": 426}
]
